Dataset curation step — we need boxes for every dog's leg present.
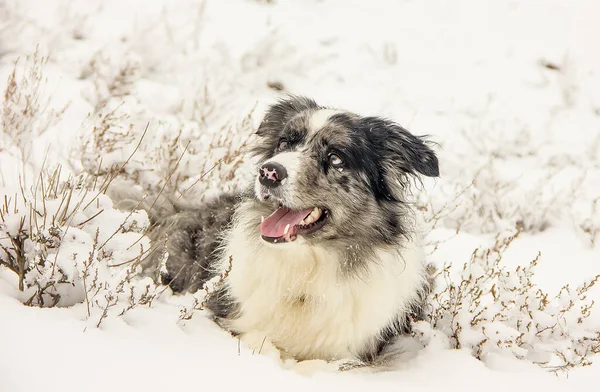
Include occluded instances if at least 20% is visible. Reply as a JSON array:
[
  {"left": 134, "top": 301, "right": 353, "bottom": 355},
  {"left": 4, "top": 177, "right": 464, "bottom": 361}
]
[{"left": 108, "top": 181, "right": 239, "bottom": 293}]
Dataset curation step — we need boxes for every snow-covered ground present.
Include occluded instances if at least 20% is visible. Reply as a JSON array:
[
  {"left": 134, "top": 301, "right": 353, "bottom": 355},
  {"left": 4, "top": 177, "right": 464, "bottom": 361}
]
[{"left": 1, "top": 0, "right": 599, "bottom": 390}]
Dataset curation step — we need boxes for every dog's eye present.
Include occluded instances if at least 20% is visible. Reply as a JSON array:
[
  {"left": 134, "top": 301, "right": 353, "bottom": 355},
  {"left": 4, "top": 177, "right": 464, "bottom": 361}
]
[
  {"left": 328, "top": 153, "right": 344, "bottom": 170},
  {"left": 277, "top": 139, "right": 289, "bottom": 151}
]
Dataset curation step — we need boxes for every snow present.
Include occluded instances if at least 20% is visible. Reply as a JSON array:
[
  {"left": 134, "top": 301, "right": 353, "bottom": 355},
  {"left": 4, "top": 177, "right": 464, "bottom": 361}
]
[
  {"left": 0, "top": 281, "right": 587, "bottom": 392},
  {"left": 1, "top": 0, "right": 600, "bottom": 390}
]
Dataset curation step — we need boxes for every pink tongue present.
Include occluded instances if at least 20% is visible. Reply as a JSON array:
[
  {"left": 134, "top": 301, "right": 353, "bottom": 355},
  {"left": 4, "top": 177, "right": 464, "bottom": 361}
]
[{"left": 261, "top": 206, "right": 312, "bottom": 238}]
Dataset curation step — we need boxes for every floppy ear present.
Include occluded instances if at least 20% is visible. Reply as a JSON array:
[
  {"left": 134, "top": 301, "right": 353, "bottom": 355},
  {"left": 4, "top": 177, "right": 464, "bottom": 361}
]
[
  {"left": 255, "top": 95, "right": 319, "bottom": 138},
  {"left": 376, "top": 120, "right": 439, "bottom": 178}
]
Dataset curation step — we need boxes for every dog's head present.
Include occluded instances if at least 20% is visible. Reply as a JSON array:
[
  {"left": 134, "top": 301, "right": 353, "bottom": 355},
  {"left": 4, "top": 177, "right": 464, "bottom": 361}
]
[{"left": 249, "top": 96, "right": 438, "bottom": 248}]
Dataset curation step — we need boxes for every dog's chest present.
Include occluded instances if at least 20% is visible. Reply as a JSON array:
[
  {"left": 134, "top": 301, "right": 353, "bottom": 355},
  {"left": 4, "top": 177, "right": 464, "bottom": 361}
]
[
  {"left": 227, "top": 254, "right": 365, "bottom": 360},
  {"left": 220, "top": 233, "right": 424, "bottom": 361}
]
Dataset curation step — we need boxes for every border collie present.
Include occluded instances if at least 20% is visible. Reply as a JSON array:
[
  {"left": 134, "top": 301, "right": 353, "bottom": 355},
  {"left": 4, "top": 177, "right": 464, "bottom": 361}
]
[{"left": 113, "top": 96, "right": 439, "bottom": 365}]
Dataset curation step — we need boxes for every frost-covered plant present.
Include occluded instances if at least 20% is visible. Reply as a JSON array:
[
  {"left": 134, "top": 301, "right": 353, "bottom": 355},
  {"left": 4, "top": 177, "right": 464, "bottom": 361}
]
[
  {"left": 417, "top": 229, "right": 600, "bottom": 373},
  {"left": 419, "top": 159, "right": 587, "bottom": 235},
  {"left": 576, "top": 196, "right": 600, "bottom": 248},
  {"left": 77, "top": 102, "right": 136, "bottom": 177},
  {"left": 80, "top": 50, "right": 141, "bottom": 112},
  {"left": 1, "top": 46, "right": 68, "bottom": 168},
  {"left": 74, "top": 104, "right": 256, "bottom": 203},
  {"left": 0, "top": 166, "right": 162, "bottom": 326}
]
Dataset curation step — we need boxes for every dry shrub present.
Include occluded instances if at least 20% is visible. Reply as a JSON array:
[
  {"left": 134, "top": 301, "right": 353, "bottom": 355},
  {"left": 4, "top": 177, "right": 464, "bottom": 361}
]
[
  {"left": 0, "top": 164, "right": 162, "bottom": 327},
  {"left": 418, "top": 229, "right": 600, "bottom": 373},
  {"left": 181, "top": 107, "right": 257, "bottom": 199},
  {"left": 73, "top": 102, "right": 257, "bottom": 203},
  {"left": 419, "top": 157, "right": 588, "bottom": 235},
  {"left": 77, "top": 102, "right": 136, "bottom": 177},
  {"left": 1, "top": 46, "right": 68, "bottom": 165},
  {"left": 576, "top": 196, "right": 600, "bottom": 248},
  {"left": 80, "top": 51, "right": 141, "bottom": 112}
]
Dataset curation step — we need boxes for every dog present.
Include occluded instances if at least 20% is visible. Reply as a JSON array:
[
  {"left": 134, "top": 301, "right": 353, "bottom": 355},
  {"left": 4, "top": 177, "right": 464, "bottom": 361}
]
[{"left": 113, "top": 96, "right": 439, "bottom": 365}]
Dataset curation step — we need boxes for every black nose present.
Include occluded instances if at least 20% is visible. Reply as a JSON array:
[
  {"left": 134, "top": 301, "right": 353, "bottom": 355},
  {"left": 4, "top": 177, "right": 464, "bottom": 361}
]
[{"left": 259, "top": 162, "right": 288, "bottom": 188}]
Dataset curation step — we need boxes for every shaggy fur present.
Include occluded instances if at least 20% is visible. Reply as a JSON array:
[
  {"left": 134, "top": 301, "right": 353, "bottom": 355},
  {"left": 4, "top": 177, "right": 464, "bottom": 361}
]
[{"left": 112, "top": 96, "right": 439, "bottom": 364}]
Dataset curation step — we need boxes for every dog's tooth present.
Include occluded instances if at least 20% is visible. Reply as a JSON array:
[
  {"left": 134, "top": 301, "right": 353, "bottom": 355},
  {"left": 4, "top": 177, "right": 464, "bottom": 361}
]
[
  {"left": 310, "top": 207, "right": 321, "bottom": 220},
  {"left": 281, "top": 178, "right": 287, "bottom": 185},
  {"left": 261, "top": 216, "right": 265, "bottom": 224},
  {"left": 284, "top": 224, "right": 290, "bottom": 235}
]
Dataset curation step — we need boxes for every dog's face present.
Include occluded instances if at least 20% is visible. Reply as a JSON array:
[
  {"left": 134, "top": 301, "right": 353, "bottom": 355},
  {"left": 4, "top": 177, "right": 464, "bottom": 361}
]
[{"left": 249, "top": 96, "right": 439, "bottom": 250}]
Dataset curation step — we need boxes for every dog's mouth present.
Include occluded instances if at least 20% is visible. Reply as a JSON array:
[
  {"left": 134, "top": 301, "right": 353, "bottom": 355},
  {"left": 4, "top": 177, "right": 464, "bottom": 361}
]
[{"left": 260, "top": 205, "right": 329, "bottom": 243}]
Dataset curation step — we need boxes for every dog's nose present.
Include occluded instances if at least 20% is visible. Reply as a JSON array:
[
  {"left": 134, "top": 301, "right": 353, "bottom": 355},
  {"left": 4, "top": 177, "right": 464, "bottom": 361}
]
[{"left": 259, "top": 162, "right": 288, "bottom": 188}]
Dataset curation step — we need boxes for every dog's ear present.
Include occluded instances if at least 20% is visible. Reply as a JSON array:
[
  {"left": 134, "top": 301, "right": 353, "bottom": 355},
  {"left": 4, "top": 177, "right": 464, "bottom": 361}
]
[
  {"left": 255, "top": 95, "right": 319, "bottom": 138},
  {"left": 375, "top": 120, "right": 439, "bottom": 178}
]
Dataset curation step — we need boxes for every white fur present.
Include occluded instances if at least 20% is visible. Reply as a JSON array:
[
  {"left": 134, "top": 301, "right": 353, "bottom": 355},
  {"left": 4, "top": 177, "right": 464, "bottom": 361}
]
[
  {"left": 308, "top": 109, "right": 341, "bottom": 134},
  {"left": 216, "top": 200, "right": 426, "bottom": 361}
]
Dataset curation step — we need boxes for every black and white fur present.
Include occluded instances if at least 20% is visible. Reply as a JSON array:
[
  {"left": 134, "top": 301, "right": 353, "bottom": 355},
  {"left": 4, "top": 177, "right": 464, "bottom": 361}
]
[{"left": 113, "top": 96, "right": 439, "bottom": 365}]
